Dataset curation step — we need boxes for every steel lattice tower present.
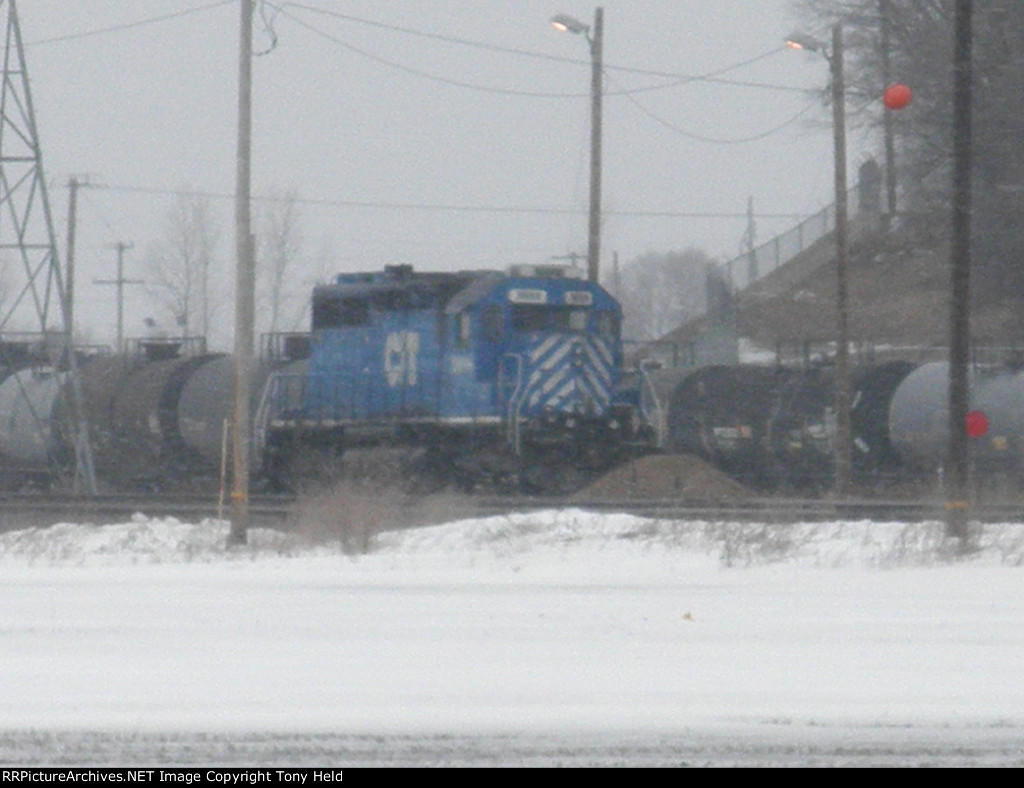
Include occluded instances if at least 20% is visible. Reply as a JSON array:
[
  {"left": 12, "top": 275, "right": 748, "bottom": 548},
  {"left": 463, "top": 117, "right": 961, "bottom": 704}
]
[{"left": 0, "top": 0, "right": 95, "bottom": 492}]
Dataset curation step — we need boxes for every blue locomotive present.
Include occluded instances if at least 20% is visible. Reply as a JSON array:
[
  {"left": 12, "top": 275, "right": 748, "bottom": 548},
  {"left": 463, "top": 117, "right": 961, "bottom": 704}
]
[{"left": 261, "top": 264, "right": 651, "bottom": 491}]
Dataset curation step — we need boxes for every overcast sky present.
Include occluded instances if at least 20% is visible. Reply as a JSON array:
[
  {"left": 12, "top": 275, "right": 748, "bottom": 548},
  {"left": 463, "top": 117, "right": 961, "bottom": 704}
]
[{"left": 13, "top": 0, "right": 875, "bottom": 346}]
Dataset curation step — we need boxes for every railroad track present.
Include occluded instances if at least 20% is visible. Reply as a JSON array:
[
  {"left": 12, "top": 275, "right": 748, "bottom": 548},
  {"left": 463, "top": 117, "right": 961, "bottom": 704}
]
[{"left": 2, "top": 492, "right": 1024, "bottom": 534}]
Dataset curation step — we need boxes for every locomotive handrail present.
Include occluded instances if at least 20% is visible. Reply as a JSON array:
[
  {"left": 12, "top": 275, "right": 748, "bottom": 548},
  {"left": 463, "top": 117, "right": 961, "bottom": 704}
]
[
  {"left": 252, "top": 372, "right": 278, "bottom": 459},
  {"left": 500, "top": 353, "right": 524, "bottom": 454},
  {"left": 638, "top": 360, "right": 666, "bottom": 449}
]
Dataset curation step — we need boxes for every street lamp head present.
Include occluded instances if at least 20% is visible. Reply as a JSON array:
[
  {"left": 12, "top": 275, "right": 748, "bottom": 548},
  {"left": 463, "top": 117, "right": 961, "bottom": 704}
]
[
  {"left": 551, "top": 13, "right": 590, "bottom": 36},
  {"left": 785, "top": 31, "right": 828, "bottom": 53}
]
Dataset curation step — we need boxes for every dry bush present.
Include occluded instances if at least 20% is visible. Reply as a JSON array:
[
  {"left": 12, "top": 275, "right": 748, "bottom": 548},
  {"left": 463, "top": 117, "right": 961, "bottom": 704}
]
[{"left": 286, "top": 449, "right": 478, "bottom": 554}]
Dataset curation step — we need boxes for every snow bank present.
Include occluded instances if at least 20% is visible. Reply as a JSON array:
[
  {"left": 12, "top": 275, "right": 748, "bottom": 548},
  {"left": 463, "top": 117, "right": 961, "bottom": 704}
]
[{"left": 1, "top": 509, "right": 1022, "bottom": 570}]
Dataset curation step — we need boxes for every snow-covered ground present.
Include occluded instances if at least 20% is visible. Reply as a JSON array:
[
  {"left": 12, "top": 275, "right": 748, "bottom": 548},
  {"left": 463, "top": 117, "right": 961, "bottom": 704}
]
[{"left": 2, "top": 510, "right": 1023, "bottom": 766}]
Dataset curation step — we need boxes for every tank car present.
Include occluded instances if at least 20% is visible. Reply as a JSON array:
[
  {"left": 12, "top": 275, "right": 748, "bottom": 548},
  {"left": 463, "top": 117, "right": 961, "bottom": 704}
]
[
  {"left": 74, "top": 345, "right": 277, "bottom": 492},
  {"left": 260, "top": 264, "right": 650, "bottom": 492},
  {"left": 887, "top": 360, "right": 1024, "bottom": 482},
  {"left": 662, "top": 364, "right": 834, "bottom": 491},
  {"left": 0, "top": 340, "right": 276, "bottom": 493},
  {"left": 0, "top": 367, "right": 68, "bottom": 488}
]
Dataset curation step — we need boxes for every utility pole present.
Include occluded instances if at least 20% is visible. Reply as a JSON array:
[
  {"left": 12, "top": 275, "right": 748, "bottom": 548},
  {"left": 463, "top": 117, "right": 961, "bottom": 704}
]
[
  {"left": 743, "top": 196, "right": 758, "bottom": 286},
  {"left": 65, "top": 176, "right": 81, "bottom": 330},
  {"left": 586, "top": 7, "right": 604, "bottom": 285},
  {"left": 65, "top": 176, "right": 98, "bottom": 332},
  {"left": 94, "top": 242, "right": 142, "bottom": 354},
  {"left": 229, "top": 0, "right": 255, "bottom": 547},
  {"left": 947, "top": 0, "right": 974, "bottom": 545},
  {"left": 831, "top": 24, "right": 853, "bottom": 498},
  {"left": 879, "top": 0, "right": 898, "bottom": 229}
]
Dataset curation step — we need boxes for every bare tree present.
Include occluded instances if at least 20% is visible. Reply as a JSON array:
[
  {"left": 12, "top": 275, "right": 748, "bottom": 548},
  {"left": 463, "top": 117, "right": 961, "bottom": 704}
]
[
  {"left": 791, "top": 0, "right": 1024, "bottom": 303},
  {"left": 256, "top": 188, "right": 305, "bottom": 335},
  {"left": 613, "top": 248, "right": 719, "bottom": 341},
  {"left": 145, "top": 191, "right": 224, "bottom": 343}
]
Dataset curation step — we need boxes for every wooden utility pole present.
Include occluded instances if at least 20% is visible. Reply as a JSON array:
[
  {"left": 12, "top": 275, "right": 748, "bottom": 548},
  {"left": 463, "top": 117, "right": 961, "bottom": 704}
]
[
  {"left": 879, "top": 0, "right": 898, "bottom": 229},
  {"left": 947, "top": 0, "right": 974, "bottom": 544},
  {"left": 831, "top": 24, "right": 853, "bottom": 497},
  {"left": 229, "top": 0, "right": 255, "bottom": 547},
  {"left": 65, "top": 176, "right": 81, "bottom": 330},
  {"left": 586, "top": 7, "right": 604, "bottom": 284}
]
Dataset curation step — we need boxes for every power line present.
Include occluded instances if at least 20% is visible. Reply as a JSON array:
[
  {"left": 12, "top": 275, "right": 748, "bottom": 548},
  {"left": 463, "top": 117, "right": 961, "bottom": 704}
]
[
  {"left": 274, "top": 2, "right": 812, "bottom": 97},
  {"left": 91, "top": 182, "right": 807, "bottom": 220},
  {"left": 614, "top": 72, "right": 823, "bottom": 145},
  {"left": 24, "top": 0, "right": 234, "bottom": 47},
  {"left": 24, "top": 0, "right": 811, "bottom": 99}
]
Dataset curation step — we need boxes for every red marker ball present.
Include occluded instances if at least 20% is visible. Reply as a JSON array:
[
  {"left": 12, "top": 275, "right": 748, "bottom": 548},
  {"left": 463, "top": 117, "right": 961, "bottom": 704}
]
[{"left": 883, "top": 83, "right": 913, "bottom": 110}]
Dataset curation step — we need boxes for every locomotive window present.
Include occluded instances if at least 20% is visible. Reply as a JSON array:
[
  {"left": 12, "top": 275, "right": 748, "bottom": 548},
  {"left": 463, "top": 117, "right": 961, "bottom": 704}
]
[
  {"left": 567, "top": 309, "right": 588, "bottom": 331},
  {"left": 482, "top": 305, "right": 504, "bottom": 342},
  {"left": 511, "top": 305, "right": 548, "bottom": 332},
  {"left": 313, "top": 296, "right": 370, "bottom": 328},
  {"left": 457, "top": 312, "right": 472, "bottom": 348},
  {"left": 512, "top": 305, "right": 589, "bottom": 332},
  {"left": 373, "top": 289, "right": 409, "bottom": 311},
  {"left": 596, "top": 311, "right": 618, "bottom": 340}
]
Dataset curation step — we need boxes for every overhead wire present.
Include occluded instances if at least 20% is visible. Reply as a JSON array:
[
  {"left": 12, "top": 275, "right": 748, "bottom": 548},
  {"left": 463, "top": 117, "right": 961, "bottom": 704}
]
[
  {"left": 614, "top": 74, "right": 824, "bottom": 145},
  {"left": 24, "top": 0, "right": 235, "bottom": 47},
  {"left": 26, "top": 2, "right": 820, "bottom": 227},
  {"left": 271, "top": 2, "right": 812, "bottom": 98},
  {"left": 90, "top": 182, "right": 806, "bottom": 220}
]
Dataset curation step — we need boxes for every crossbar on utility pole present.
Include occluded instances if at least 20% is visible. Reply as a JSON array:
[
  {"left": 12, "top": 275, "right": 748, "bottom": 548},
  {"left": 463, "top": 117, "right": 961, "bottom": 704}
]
[{"left": 93, "top": 242, "right": 142, "bottom": 355}]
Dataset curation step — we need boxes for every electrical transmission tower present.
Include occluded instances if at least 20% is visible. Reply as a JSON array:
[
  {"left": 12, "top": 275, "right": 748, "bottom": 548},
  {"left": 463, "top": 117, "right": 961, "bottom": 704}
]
[{"left": 0, "top": 0, "right": 96, "bottom": 492}]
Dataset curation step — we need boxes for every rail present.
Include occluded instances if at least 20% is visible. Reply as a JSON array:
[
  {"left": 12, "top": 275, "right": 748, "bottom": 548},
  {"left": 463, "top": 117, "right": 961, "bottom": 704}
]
[{"left": 3, "top": 493, "right": 1023, "bottom": 536}]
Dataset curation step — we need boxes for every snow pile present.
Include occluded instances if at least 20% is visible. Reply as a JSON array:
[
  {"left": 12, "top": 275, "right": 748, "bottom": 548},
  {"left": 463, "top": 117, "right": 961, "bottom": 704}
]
[
  {"left": 0, "top": 513, "right": 303, "bottom": 566},
  {"left": 1, "top": 508, "right": 1022, "bottom": 569}
]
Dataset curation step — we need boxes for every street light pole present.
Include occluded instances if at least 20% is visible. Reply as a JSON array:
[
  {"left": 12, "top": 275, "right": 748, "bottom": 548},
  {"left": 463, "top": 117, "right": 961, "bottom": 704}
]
[
  {"left": 830, "top": 24, "right": 853, "bottom": 497},
  {"left": 552, "top": 8, "right": 604, "bottom": 284},
  {"left": 786, "top": 26, "right": 853, "bottom": 496},
  {"left": 586, "top": 7, "right": 604, "bottom": 285}
]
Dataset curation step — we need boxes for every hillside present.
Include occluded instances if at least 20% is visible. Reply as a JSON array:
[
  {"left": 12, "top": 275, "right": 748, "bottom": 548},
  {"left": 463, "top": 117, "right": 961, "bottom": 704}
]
[{"left": 661, "top": 220, "right": 1024, "bottom": 362}]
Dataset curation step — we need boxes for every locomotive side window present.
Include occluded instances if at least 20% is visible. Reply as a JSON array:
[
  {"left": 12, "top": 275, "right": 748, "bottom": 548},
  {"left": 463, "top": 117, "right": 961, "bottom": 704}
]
[
  {"left": 373, "top": 289, "right": 409, "bottom": 311},
  {"left": 313, "top": 295, "right": 370, "bottom": 329},
  {"left": 596, "top": 311, "right": 619, "bottom": 340},
  {"left": 457, "top": 312, "right": 472, "bottom": 348},
  {"left": 482, "top": 305, "right": 504, "bottom": 342}
]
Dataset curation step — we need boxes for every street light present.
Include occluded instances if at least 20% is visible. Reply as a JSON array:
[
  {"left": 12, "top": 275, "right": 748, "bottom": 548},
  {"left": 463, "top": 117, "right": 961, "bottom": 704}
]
[
  {"left": 787, "top": 25, "right": 854, "bottom": 497},
  {"left": 552, "top": 8, "right": 603, "bottom": 284}
]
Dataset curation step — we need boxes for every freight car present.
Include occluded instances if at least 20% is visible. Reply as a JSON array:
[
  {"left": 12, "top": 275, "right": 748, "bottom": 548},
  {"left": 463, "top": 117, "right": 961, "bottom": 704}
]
[
  {"left": 260, "top": 264, "right": 652, "bottom": 492},
  {"left": 654, "top": 364, "right": 834, "bottom": 491},
  {"left": 651, "top": 357, "right": 1024, "bottom": 492},
  {"left": 0, "top": 339, "right": 277, "bottom": 492}
]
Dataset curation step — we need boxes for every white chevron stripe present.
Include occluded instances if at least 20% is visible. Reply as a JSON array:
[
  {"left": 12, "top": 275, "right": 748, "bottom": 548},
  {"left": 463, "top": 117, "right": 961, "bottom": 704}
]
[{"left": 530, "top": 335, "right": 562, "bottom": 364}]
